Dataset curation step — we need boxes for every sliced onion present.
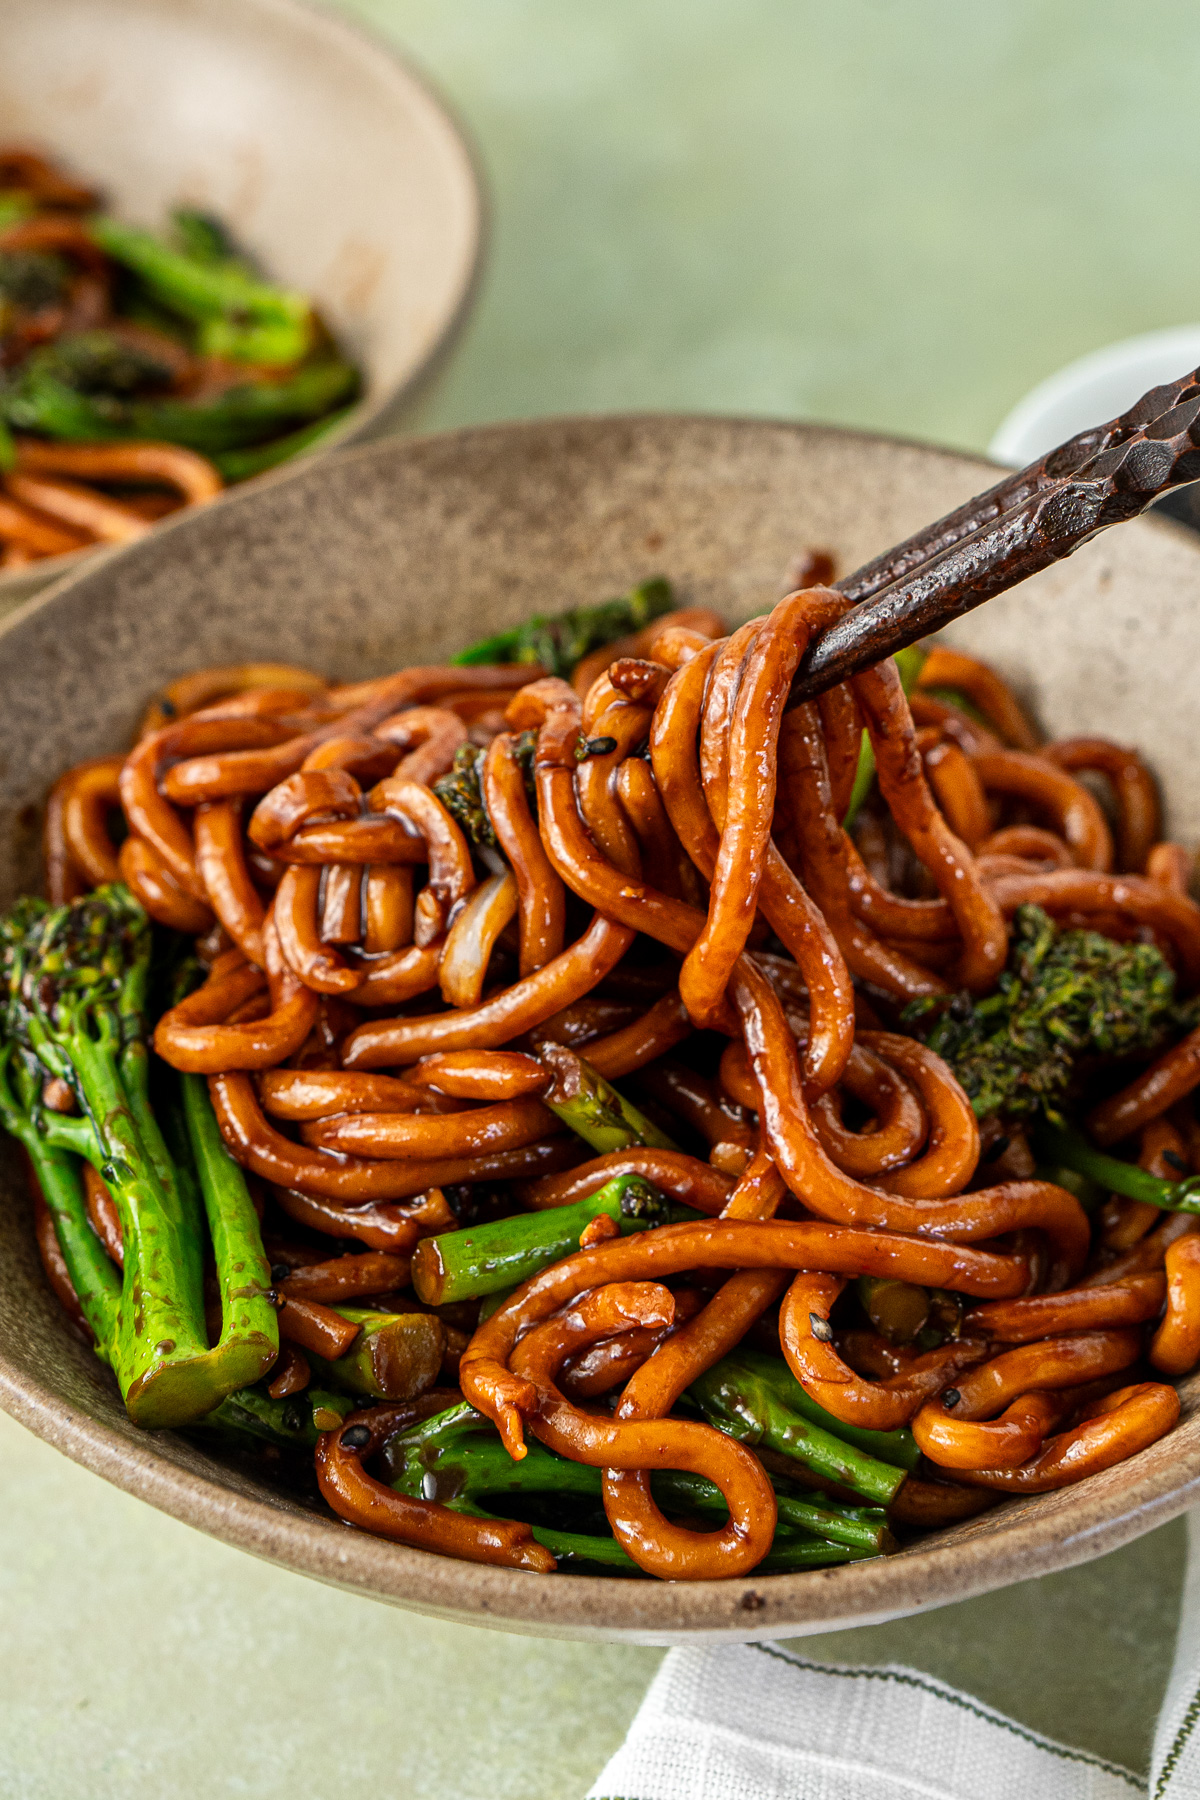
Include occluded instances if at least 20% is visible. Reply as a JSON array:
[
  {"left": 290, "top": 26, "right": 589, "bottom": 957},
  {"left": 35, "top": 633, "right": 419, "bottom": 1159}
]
[{"left": 438, "top": 869, "right": 518, "bottom": 1007}]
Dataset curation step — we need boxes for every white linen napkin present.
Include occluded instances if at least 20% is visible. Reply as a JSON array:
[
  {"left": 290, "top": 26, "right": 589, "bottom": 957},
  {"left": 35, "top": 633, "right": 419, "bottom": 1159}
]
[{"left": 589, "top": 1509, "right": 1200, "bottom": 1800}]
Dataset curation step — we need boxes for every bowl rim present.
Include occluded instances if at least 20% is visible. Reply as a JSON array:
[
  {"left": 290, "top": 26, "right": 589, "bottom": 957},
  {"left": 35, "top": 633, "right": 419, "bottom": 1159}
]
[
  {"left": 4, "top": 410, "right": 1200, "bottom": 1643},
  {"left": 0, "top": 0, "right": 487, "bottom": 599}
]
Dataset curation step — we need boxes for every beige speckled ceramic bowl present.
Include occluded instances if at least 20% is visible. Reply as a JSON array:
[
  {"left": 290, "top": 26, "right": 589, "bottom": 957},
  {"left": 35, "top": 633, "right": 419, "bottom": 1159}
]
[
  {"left": 2, "top": 415, "right": 1199, "bottom": 1644},
  {"left": 0, "top": 0, "right": 483, "bottom": 608}
]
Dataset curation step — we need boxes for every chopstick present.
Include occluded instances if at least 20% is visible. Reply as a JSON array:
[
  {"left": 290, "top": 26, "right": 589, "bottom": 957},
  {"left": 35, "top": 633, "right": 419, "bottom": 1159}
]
[{"left": 787, "top": 366, "right": 1200, "bottom": 706}]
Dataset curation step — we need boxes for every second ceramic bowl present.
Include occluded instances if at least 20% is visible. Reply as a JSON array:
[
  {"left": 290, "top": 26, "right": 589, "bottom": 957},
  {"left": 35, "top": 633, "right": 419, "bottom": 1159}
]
[{"left": 0, "top": 0, "right": 483, "bottom": 607}]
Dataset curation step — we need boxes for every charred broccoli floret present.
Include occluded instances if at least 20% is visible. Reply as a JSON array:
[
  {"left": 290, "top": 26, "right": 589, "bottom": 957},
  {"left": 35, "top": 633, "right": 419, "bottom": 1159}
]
[
  {"left": 433, "top": 731, "right": 537, "bottom": 849},
  {"left": 909, "top": 904, "right": 1195, "bottom": 1122},
  {"left": 11, "top": 329, "right": 175, "bottom": 398}
]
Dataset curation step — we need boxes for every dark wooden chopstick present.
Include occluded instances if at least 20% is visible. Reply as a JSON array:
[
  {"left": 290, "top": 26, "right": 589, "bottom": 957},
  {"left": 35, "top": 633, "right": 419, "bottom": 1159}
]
[{"left": 786, "top": 367, "right": 1200, "bottom": 706}]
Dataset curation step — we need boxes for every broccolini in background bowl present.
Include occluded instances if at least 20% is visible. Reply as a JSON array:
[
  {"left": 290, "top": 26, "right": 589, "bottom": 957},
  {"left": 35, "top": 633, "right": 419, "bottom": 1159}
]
[{"left": 0, "top": 0, "right": 483, "bottom": 607}]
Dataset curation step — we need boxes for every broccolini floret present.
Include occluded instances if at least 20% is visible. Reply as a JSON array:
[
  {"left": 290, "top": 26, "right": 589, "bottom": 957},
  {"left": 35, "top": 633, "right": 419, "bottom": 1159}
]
[
  {"left": 433, "top": 731, "right": 536, "bottom": 849},
  {"left": 908, "top": 904, "right": 1195, "bottom": 1122},
  {"left": 451, "top": 577, "right": 674, "bottom": 679}
]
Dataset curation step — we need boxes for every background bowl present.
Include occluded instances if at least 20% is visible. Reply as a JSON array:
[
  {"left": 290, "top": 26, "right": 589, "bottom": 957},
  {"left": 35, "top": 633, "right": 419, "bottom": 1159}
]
[
  {"left": 0, "top": 0, "right": 483, "bottom": 610},
  {"left": 990, "top": 326, "right": 1200, "bottom": 468},
  {"left": 2, "top": 414, "right": 1199, "bottom": 1644}
]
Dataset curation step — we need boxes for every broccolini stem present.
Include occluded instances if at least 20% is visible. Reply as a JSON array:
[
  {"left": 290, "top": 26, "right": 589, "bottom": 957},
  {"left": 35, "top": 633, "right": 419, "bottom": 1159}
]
[
  {"left": 178, "top": 1072, "right": 279, "bottom": 1392},
  {"left": 127, "top": 1040, "right": 195, "bottom": 1230},
  {"left": 0, "top": 1048, "right": 120, "bottom": 1351},
  {"left": 65, "top": 1023, "right": 213, "bottom": 1422},
  {"left": 88, "top": 216, "right": 313, "bottom": 364},
  {"left": 398, "top": 1427, "right": 606, "bottom": 1505},
  {"left": 305, "top": 1305, "right": 444, "bottom": 1400},
  {"left": 521, "top": 1518, "right": 874, "bottom": 1573},
  {"left": 209, "top": 408, "right": 354, "bottom": 483},
  {"left": 451, "top": 578, "right": 674, "bottom": 677},
  {"left": 390, "top": 1411, "right": 893, "bottom": 1554},
  {"left": 526, "top": 1524, "right": 640, "bottom": 1570},
  {"left": 760, "top": 1538, "right": 882, "bottom": 1571},
  {"left": 540, "top": 1046, "right": 679, "bottom": 1154},
  {"left": 37, "top": 1109, "right": 98, "bottom": 1161},
  {"left": 386, "top": 1398, "right": 480, "bottom": 1454},
  {"left": 2, "top": 889, "right": 280, "bottom": 1425},
  {"left": 202, "top": 1386, "right": 354, "bottom": 1450},
  {"left": 689, "top": 1350, "right": 913, "bottom": 1505},
  {"left": 654, "top": 1469, "right": 893, "bottom": 1554},
  {"left": 1035, "top": 1122, "right": 1200, "bottom": 1213},
  {"left": 4, "top": 356, "right": 359, "bottom": 453},
  {"left": 752, "top": 1348, "right": 919, "bottom": 1470},
  {"left": 449, "top": 1494, "right": 643, "bottom": 1571},
  {"left": 410, "top": 1173, "right": 673, "bottom": 1305}
]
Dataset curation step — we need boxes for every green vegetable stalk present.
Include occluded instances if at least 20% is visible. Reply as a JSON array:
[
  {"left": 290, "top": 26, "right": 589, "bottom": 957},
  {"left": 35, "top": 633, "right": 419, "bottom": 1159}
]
[
  {"left": 170, "top": 208, "right": 235, "bottom": 266},
  {"left": 177, "top": 1069, "right": 282, "bottom": 1391},
  {"left": 524, "top": 1525, "right": 641, "bottom": 1570},
  {"left": 2, "top": 334, "right": 359, "bottom": 453},
  {"left": 689, "top": 1349, "right": 914, "bottom": 1505},
  {"left": 650, "top": 1470, "right": 893, "bottom": 1555},
  {"left": 388, "top": 1406, "right": 892, "bottom": 1568},
  {"left": 495, "top": 1518, "right": 877, "bottom": 1574},
  {"left": 208, "top": 407, "right": 354, "bottom": 482},
  {"left": 202, "top": 1385, "right": 354, "bottom": 1450},
  {"left": 396, "top": 1418, "right": 602, "bottom": 1506},
  {"left": 411, "top": 1173, "right": 674, "bottom": 1305},
  {"left": 89, "top": 215, "right": 314, "bottom": 364},
  {"left": 0, "top": 1051, "right": 121, "bottom": 1347},
  {"left": 305, "top": 1305, "right": 445, "bottom": 1400},
  {"left": 451, "top": 577, "right": 674, "bottom": 678},
  {"left": 907, "top": 904, "right": 1193, "bottom": 1123},
  {"left": 540, "top": 1046, "right": 680, "bottom": 1155},
  {"left": 0, "top": 887, "right": 277, "bottom": 1427},
  {"left": 1034, "top": 1121, "right": 1200, "bottom": 1214},
  {"left": 760, "top": 1538, "right": 883, "bottom": 1571}
]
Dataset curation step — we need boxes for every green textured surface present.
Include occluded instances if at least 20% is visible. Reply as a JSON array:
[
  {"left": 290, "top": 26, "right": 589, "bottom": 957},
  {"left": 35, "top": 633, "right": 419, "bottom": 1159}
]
[
  {"left": 340, "top": 0, "right": 1200, "bottom": 457},
  {"left": 5, "top": 0, "right": 1200, "bottom": 1790},
  {"left": 0, "top": 1412, "right": 1184, "bottom": 1794}
]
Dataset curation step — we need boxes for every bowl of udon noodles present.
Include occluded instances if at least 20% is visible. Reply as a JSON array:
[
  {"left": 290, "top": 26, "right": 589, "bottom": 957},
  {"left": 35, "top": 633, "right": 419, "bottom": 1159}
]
[
  {"left": 2, "top": 413, "right": 1200, "bottom": 1643},
  {"left": 0, "top": 0, "right": 482, "bottom": 609}
]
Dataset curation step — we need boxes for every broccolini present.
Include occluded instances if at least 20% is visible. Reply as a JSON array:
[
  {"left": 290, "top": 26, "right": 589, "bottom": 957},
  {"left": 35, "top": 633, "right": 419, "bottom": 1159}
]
[
  {"left": 451, "top": 577, "right": 674, "bottom": 679},
  {"left": 2, "top": 332, "right": 359, "bottom": 453},
  {"left": 0, "top": 886, "right": 277, "bottom": 1426},
  {"left": 90, "top": 213, "right": 314, "bottom": 365},
  {"left": 432, "top": 732, "right": 536, "bottom": 850},
  {"left": 908, "top": 904, "right": 1193, "bottom": 1122}
]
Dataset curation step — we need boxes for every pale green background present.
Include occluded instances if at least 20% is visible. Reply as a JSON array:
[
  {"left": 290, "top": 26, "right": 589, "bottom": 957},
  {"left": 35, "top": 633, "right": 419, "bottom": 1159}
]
[{"left": 5, "top": 1, "right": 1200, "bottom": 1793}]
